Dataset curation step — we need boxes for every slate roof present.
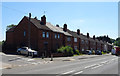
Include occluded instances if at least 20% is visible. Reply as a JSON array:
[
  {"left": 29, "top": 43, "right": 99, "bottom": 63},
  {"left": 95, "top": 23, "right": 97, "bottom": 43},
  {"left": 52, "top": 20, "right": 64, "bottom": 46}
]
[
  {"left": 80, "top": 34, "right": 88, "bottom": 40},
  {"left": 46, "top": 22, "right": 72, "bottom": 36},
  {"left": 26, "top": 16, "right": 51, "bottom": 31},
  {"left": 67, "top": 30, "right": 80, "bottom": 37}
]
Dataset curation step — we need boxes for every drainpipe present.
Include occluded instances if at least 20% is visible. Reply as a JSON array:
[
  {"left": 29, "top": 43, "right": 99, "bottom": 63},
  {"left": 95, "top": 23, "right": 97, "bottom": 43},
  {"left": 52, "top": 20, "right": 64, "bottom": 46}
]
[{"left": 28, "top": 13, "right": 31, "bottom": 49}]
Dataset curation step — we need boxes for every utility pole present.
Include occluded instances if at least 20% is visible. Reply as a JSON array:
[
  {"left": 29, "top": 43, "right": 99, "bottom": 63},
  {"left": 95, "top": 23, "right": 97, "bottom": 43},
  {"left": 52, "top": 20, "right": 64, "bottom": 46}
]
[{"left": 28, "top": 13, "right": 31, "bottom": 49}]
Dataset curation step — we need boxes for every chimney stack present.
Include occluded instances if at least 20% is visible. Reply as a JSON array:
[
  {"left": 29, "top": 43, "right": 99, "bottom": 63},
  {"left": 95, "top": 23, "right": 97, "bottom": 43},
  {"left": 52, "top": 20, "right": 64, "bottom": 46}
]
[
  {"left": 93, "top": 35, "right": 95, "bottom": 40},
  {"left": 77, "top": 29, "right": 80, "bottom": 35},
  {"left": 29, "top": 13, "right": 31, "bottom": 20},
  {"left": 87, "top": 33, "right": 89, "bottom": 38},
  {"left": 34, "top": 16, "right": 37, "bottom": 20},
  {"left": 56, "top": 24, "right": 59, "bottom": 27},
  {"left": 63, "top": 24, "right": 67, "bottom": 32},
  {"left": 40, "top": 15, "right": 46, "bottom": 25}
]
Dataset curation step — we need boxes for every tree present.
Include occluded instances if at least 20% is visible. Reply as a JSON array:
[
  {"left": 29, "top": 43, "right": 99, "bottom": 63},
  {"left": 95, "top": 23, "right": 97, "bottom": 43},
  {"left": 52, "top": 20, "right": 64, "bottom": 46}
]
[
  {"left": 6, "top": 24, "right": 16, "bottom": 31},
  {"left": 114, "top": 37, "right": 120, "bottom": 47}
]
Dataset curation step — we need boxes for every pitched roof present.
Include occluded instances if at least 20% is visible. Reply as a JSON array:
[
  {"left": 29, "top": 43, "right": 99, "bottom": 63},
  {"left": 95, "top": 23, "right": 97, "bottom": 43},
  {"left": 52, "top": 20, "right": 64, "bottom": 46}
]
[
  {"left": 80, "top": 34, "right": 88, "bottom": 40},
  {"left": 46, "top": 22, "right": 72, "bottom": 36},
  {"left": 26, "top": 16, "right": 72, "bottom": 36},
  {"left": 26, "top": 16, "right": 51, "bottom": 31},
  {"left": 67, "top": 30, "right": 79, "bottom": 37}
]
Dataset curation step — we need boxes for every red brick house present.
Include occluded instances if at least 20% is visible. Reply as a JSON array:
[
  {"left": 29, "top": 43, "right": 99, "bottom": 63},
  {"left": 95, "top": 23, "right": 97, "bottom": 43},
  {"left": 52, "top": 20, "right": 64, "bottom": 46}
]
[{"left": 6, "top": 14, "right": 113, "bottom": 56}]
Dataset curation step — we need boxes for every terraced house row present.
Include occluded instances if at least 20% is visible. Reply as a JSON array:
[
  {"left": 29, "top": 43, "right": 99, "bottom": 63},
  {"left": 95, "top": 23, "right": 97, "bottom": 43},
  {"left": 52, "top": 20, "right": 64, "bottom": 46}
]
[{"left": 6, "top": 14, "right": 113, "bottom": 56}]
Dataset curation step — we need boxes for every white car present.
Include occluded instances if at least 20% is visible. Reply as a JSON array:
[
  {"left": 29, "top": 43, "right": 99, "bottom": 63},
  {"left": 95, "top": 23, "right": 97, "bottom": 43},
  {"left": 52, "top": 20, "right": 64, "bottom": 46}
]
[{"left": 17, "top": 47, "right": 38, "bottom": 57}]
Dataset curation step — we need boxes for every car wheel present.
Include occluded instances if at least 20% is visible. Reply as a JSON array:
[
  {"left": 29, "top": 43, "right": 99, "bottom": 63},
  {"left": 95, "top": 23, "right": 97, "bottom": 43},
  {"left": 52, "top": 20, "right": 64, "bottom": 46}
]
[
  {"left": 31, "top": 53, "right": 34, "bottom": 58},
  {"left": 26, "top": 52, "right": 29, "bottom": 57},
  {"left": 18, "top": 51, "right": 21, "bottom": 55}
]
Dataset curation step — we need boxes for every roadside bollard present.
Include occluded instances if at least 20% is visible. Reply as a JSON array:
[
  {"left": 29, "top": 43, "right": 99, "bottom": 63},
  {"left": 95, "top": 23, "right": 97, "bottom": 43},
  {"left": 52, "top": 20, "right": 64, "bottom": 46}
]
[
  {"left": 50, "top": 54, "right": 53, "bottom": 61},
  {"left": 42, "top": 53, "right": 44, "bottom": 59}
]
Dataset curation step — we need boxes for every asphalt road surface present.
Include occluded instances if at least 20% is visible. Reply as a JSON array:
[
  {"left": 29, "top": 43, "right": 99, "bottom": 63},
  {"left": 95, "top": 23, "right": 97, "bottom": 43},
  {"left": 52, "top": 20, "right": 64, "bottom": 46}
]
[{"left": 2, "top": 53, "right": 119, "bottom": 75}]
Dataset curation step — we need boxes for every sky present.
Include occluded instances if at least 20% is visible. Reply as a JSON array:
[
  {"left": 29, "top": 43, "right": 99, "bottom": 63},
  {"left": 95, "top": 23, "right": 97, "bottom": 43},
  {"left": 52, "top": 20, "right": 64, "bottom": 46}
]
[{"left": 1, "top": 2, "right": 118, "bottom": 41}]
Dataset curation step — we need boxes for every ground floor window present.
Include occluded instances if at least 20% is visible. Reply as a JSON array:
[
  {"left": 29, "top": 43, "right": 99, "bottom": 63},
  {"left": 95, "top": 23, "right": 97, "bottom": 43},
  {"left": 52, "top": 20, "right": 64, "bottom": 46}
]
[{"left": 74, "top": 46, "right": 77, "bottom": 50}]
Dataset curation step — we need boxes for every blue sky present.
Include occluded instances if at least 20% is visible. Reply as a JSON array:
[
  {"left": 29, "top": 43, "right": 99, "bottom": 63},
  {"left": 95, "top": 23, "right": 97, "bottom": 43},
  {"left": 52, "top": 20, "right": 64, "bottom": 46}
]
[{"left": 1, "top": 2, "right": 118, "bottom": 41}]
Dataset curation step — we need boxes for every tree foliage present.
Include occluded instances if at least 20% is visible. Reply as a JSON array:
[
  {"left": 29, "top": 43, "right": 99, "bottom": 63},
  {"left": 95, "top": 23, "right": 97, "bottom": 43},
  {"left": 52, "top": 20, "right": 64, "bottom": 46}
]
[
  {"left": 6, "top": 24, "right": 16, "bottom": 31},
  {"left": 96, "top": 35, "right": 115, "bottom": 44},
  {"left": 114, "top": 37, "right": 120, "bottom": 47}
]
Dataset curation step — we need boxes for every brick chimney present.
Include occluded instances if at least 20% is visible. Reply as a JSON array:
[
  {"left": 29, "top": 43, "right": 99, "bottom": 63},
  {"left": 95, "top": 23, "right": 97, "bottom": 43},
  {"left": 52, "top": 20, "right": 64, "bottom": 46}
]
[
  {"left": 40, "top": 15, "right": 46, "bottom": 25},
  {"left": 87, "top": 33, "right": 89, "bottom": 38},
  {"left": 77, "top": 29, "right": 80, "bottom": 35},
  {"left": 29, "top": 13, "right": 31, "bottom": 20},
  {"left": 34, "top": 16, "right": 37, "bottom": 20},
  {"left": 56, "top": 24, "right": 59, "bottom": 27},
  {"left": 93, "top": 35, "right": 95, "bottom": 40},
  {"left": 63, "top": 24, "right": 67, "bottom": 32}
]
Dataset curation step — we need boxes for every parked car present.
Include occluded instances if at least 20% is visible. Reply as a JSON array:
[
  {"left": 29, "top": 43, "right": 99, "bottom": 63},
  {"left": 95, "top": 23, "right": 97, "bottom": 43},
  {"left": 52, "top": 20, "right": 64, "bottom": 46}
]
[
  {"left": 86, "top": 50, "right": 92, "bottom": 55},
  {"left": 17, "top": 47, "right": 38, "bottom": 57},
  {"left": 95, "top": 50, "right": 102, "bottom": 55}
]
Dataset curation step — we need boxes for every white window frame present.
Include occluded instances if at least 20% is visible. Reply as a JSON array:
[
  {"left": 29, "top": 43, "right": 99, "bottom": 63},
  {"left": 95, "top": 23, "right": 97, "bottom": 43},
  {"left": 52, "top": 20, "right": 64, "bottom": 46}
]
[
  {"left": 46, "top": 32, "right": 49, "bottom": 38},
  {"left": 82, "top": 40, "right": 84, "bottom": 44},
  {"left": 74, "top": 46, "right": 77, "bottom": 50},
  {"left": 67, "top": 37, "right": 71, "bottom": 41},
  {"left": 58, "top": 34, "right": 60, "bottom": 39},
  {"left": 43, "top": 32, "right": 45, "bottom": 38},
  {"left": 24, "top": 31, "right": 26, "bottom": 36},
  {"left": 55, "top": 34, "right": 57, "bottom": 39},
  {"left": 74, "top": 38, "right": 77, "bottom": 42}
]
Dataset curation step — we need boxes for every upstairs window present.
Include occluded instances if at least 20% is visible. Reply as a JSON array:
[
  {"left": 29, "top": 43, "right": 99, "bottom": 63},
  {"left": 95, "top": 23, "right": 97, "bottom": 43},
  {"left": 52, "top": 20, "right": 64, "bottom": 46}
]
[
  {"left": 67, "top": 37, "right": 71, "bottom": 41},
  {"left": 43, "top": 32, "right": 45, "bottom": 38},
  {"left": 55, "top": 34, "right": 57, "bottom": 39},
  {"left": 81, "top": 40, "right": 84, "bottom": 44},
  {"left": 58, "top": 34, "right": 60, "bottom": 39},
  {"left": 24, "top": 31, "right": 26, "bottom": 37},
  {"left": 46, "top": 32, "right": 49, "bottom": 38},
  {"left": 86, "top": 40, "right": 88, "bottom": 44},
  {"left": 74, "top": 38, "right": 77, "bottom": 42}
]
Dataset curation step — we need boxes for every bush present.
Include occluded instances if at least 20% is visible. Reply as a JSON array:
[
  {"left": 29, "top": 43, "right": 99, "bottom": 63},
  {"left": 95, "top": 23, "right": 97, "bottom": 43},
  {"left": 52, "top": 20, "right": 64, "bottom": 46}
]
[
  {"left": 75, "top": 49, "right": 80, "bottom": 55},
  {"left": 102, "top": 51, "right": 107, "bottom": 54},
  {"left": 57, "top": 46, "right": 73, "bottom": 55},
  {"left": 57, "top": 46, "right": 65, "bottom": 53}
]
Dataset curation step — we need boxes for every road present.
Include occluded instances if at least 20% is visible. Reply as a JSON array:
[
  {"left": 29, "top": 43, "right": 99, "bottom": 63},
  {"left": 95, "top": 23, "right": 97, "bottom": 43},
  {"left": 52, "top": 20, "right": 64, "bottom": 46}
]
[{"left": 1, "top": 53, "right": 119, "bottom": 75}]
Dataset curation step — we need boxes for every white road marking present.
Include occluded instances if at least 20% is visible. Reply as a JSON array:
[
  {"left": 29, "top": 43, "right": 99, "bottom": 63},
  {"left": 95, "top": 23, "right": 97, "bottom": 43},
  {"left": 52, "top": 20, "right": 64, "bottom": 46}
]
[
  {"left": 85, "top": 64, "right": 97, "bottom": 69},
  {"left": 91, "top": 64, "right": 103, "bottom": 69},
  {"left": 100, "top": 61, "right": 108, "bottom": 64},
  {"left": 62, "top": 70, "right": 75, "bottom": 74},
  {"left": 27, "top": 59, "right": 34, "bottom": 61},
  {"left": 74, "top": 71, "right": 83, "bottom": 74}
]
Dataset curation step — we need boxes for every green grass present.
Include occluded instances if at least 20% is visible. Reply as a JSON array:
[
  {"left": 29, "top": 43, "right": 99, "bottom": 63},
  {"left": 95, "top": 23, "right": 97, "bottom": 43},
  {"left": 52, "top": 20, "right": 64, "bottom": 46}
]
[{"left": 73, "top": 53, "right": 84, "bottom": 56}]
